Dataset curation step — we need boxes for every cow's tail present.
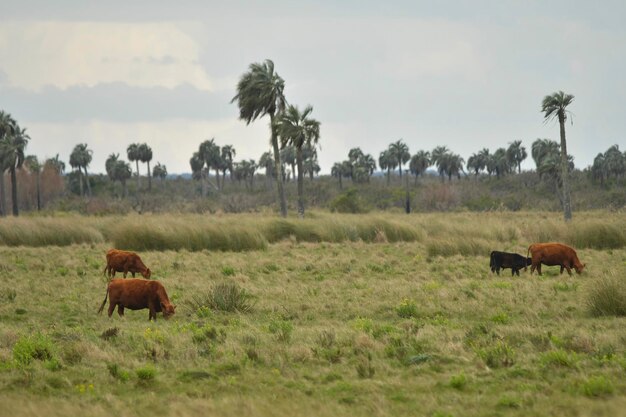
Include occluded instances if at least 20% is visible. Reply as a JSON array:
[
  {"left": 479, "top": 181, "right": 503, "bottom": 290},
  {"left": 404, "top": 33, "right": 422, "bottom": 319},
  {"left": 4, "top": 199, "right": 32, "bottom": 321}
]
[
  {"left": 103, "top": 265, "right": 108, "bottom": 277},
  {"left": 525, "top": 245, "right": 533, "bottom": 271},
  {"left": 97, "top": 283, "right": 109, "bottom": 314}
]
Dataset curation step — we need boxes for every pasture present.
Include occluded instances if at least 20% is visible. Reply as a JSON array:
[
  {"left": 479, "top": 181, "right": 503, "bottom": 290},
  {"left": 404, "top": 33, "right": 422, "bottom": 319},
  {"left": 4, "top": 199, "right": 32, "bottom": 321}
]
[{"left": 0, "top": 211, "right": 625, "bottom": 417}]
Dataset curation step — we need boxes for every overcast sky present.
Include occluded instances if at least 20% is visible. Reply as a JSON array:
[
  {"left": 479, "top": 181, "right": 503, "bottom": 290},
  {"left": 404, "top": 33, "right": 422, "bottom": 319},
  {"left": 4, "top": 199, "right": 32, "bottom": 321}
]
[{"left": 2, "top": 0, "right": 624, "bottom": 174}]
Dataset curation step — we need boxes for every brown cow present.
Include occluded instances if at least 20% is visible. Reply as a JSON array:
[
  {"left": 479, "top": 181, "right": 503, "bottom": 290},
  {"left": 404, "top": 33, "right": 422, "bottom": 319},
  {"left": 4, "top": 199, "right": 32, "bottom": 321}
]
[
  {"left": 97, "top": 278, "right": 176, "bottom": 321},
  {"left": 103, "top": 249, "right": 151, "bottom": 279},
  {"left": 527, "top": 242, "right": 585, "bottom": 276}
]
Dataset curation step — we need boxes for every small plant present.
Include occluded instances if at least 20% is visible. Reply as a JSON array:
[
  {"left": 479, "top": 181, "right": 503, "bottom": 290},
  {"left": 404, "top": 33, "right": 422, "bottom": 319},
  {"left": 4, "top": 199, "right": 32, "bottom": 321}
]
[
  {"left": 136, "top": 364, "right": 156, "bottom": 382},
  {"left": 581, "top": 376, "right": 615, "bottom": 397},
  {"left": 191, "top": 282, "right": 255, "bottom": 313},
  {"left": 477, "top": 341, "right": 515, "bottom": 368},
  {"left": 13, "top": 333, "right": 55, "bottom": 366},
  {"left": 107, "top": 363, "right": 130, "bottom": 382},
  {"left": 497, "top": 395, "right": 521, "bottom": 408},
  {"left": 490, "top": 312, "right": 511, "bottom": 325},
  {"left": 587, "top": 276, "right": 626, "bottom": 317},
  {"left": 316, "top": 330, "right": 336, "bottom": 349},
  {"left": 540, "top": 349, "right": 579, "bottom": 369},
  {"left": 355, "top": 354, "right": 375, "bottom": 379},
  {"left": 449, "top": 372, "right": 467, "bottom": 390},
  {"left": 221, "top": 266, "right": 236, "bottom": 276},
  {"left": 396, "top": 299, "right": 419, "bottom": 319},
  {"left": 100, "top": 327, "right": 119, "bottom": 340},
  {"left": 268, "top": 318, "right": 293, "bottom": 343}
]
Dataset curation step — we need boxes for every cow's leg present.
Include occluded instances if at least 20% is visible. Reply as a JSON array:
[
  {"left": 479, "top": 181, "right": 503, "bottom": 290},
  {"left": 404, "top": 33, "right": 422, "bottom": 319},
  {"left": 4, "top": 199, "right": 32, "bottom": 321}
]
[
  {"left": 132, "top": 272, "right": 136, "bottom": 278},
  {"left": 537, "top": 264, "right": 542, "bottom": 275},
  {"left": 107, "top": 303, "right": 115, "bottom": 318},
  {"left": 565, "top": 265, "right": 572, "bottom": 276},
  {"left": 560, "top": 265, "right": 565, "bottom": 274},
  {"left": 496, "top": 267, "right": 500, "bottom": 275},
  {"left": 117, "top": 305, "right": 125, "bottom": 317}
]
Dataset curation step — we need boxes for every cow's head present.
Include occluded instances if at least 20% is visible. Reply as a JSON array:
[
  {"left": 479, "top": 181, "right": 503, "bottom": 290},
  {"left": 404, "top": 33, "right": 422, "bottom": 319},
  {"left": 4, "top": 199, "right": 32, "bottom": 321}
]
[
  {"left": 162, "top": 303, "right": 176, "bottom": 319},
  {"left": 142, "top": 268, "right": 152, "bottom": 279},
  {"left": 574, "top": 263, "right": 586, "bottom": 274}
]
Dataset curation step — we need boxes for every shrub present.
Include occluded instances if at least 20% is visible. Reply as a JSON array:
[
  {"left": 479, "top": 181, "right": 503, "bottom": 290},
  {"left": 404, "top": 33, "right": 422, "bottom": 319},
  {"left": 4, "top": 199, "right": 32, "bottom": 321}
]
[
  {"left": 540, "top": 349, "right": 579, "bottom": 369},
  {"left": 329, "top": 189, "right": 369, "bottom": 214},
  {"left": 355, "top": 354, "right": 375, "bottom": 379},
  {"left": 221, "top": 266, "right": 236, "bottom": 276},
  {"left": 191, "top": 282, "right": 255, "bottom": 313},
  {"left": 13, "top": 333, "right": 55, "bottom": 366},
  {"left": 135, "top": 364, "right": 156, "bottom": 381},
  {"left": 587, "top": 276, "right": 626, "bottom": 317},
  {"left": 581, "top": 376, "right": 614, "bottom": 397},
  {"left": 396, "top": 299, "right": 419, "bottom": 318},
  {"left": 449, "top": 372, "right": 467, "bottom": 390},
  {"left": 107, "top": 363, "right": 130, "bottom": 382},
  {"left": 268, "top": 318, "right": 293, "bottom": 343},
  {"left": 476, "top": 341, "right": 515, "bottom": 368}
]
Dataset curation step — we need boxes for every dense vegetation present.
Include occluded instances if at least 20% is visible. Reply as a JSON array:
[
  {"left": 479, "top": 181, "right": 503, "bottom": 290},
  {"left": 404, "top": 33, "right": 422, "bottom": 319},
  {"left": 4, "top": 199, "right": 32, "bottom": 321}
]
[{"left": 0, "top": 212, "right": 625, "bottom": 417}]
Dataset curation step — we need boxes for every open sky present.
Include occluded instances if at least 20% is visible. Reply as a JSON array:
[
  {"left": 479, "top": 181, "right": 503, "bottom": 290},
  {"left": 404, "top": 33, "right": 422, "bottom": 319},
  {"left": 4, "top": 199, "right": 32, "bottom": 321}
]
[{"left": 2, "top": 0, "right": 624, "bottom": 174}]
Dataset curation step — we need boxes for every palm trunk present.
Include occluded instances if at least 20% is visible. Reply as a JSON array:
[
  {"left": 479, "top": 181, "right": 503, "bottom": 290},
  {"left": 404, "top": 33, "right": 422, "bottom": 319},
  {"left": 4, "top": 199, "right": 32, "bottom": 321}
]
[
  {"left": 83, "top": 166, "right": 91, "bottom": 197},
  {"left": 135, "top": 160, "right": 140, "bottom": 193},
  {"left": 10, "top": 165, "right": 18, "bottom": 216},
  {"left": 0, "top": 172, "right": 6, "bottom": 217},
  {"left": 414, "top": 173, "right": 418, "bottom": 186},
  {"left": 398, "top": 161, "right": 402, "bottom": 178},
  {"left": 270, "top": 113, "right": 287, "bottom": 217},
  {"left": 386, "top": 168, "right": 390, "bottom": 185},
  {"left": 147, "top": 161, "right": 152, "bottom": 191},
  {"left": 338, "top": 176, "right": 342, "bottom": 189},
  {"left": 559, "top": 114, "right": 572, "bottom": 221},
  {"left": 222, "top": 170, "right": 227, "bottom": 189},
  {"left": 215, "top": 168, "right": 221, "bottom": 191},
  {"left": 122, "top": 180, "right": 128, "bottom": 198},
  {"left": 296, "top": 146, "right": 305, "bottom": 218},
  {"left": 201, "top": 171, "right": 207, "bottom": 197},
  {"left": 36, "top": 172, "right": 41, "bottom": 211}
]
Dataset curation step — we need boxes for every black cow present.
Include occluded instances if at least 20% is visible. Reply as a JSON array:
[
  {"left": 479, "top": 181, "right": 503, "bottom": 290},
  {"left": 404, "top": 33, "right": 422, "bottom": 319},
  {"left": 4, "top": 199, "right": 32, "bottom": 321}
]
[{"left": 489, "top": 251, "right": 532, "bottom": 276}]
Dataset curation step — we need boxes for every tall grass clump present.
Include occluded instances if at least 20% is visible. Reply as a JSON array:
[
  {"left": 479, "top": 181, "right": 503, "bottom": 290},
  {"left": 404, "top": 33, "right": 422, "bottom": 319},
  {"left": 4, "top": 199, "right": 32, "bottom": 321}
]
[
  {"left": 567, "top": 222, "right": 626, "bottom": 249},
  {"left": 109, "top": 217, "right": 267, "bottom": 252},
  {"left": 426, "top": 238, "right": 491, "bottom": 258},
  {"left": 13, "top": 333, "right": 55, "bottom": 366},
  {"left": 190, "top": 282, "right": 255, "bottom": 313},
  {"left": 0, "top": 218, "right": 103, "bottom": 247},
  {"left": 587, "top": 275, "right": 626, "bottom": 317}
]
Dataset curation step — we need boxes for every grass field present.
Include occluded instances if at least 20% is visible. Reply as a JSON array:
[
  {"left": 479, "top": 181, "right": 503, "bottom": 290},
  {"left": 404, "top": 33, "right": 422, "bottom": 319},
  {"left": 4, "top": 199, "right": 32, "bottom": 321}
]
[{"left": 0, "top": 211, "right": 625, "bottom": 416}]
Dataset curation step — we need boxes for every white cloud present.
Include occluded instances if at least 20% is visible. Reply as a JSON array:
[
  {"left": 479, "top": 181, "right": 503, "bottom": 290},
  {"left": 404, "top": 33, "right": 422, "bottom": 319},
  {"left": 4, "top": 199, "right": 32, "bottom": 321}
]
[{"left": 0, "top": 22, "right": 212, "bottom": 91}]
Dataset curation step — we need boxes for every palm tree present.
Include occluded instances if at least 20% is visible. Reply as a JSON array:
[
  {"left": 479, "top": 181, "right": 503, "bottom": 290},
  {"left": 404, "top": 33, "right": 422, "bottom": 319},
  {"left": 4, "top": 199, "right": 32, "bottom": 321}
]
[
  {"left": 24, "top": 155, "right": 42, "bottom": 211},
  {"left": 138, "top": 143, "right": 153, "bottom": 191},
  {"left": 541, "top": 90, "right": 575, "bottom": 221},
  {"left": 492, "top": 148, "right": 509, "bottom": 179},
  {"left": 0, "top": 111, "right": 19, "bottom": 216},
  {"left": 409, "top": 150, "right": 430, "bottom": 184},
  {"left": 232, "top": 59, "right": 288, "bottom": 217},
  {"left": 106, "top": 153, "right": 120, "bottom": 196},
  {"left": 152, "top": 162, "right": 167, "bottom": 187},
  {"left": 532, "top": 139, "right": 560, "bottom": 170},
  {"left": 590, "top": 153, "right": 606, "bottom": 185},
  {"left": 190, "top": 151, "right": 206, "bottom": 196},
  {"left": 45, "top": 154, "right": 65, "bottom": 175},
  {"left": 331, "top": 162, "right": 344, "bottom": 189},
  {"left": 506, "top": 140, "right": 527, "bottom": 174},
  {"left": 388, "top": 139, "right": 410, "bottom": 178},
  {"left": 302, "top": 143, "right": 319, "bottom": 181},
  {"left": 379, "top": 150, "right": 393, "bottom": 185},
  {"left": 280, "top": 145, "right": 296, "bottom": 181},
  {"left": 431, "top": 146, "right": 449, "bottom": 181},
  {"left": 221, "top": 145, "right": 236, "bottom": 185},
  {"left": 127, "top": 143, "right": 141, "bottom": 192},
  {"left": 277, "top": 104, "right": 321, "bottom": 217},
  {"left": 359, "top": 154, "right": 377, "bottom": 182},
  {"left": 114, "top": 160, "right": 132, "bottom": 197},
  {"left": 604, "top": 145, "right": 625, "bottom": 179},
  {"left": 71, "top": 143, "right": 92, "bottom": 197},
  {"left": 199, "top": 139, "right": 221, "bottom": 190},
  {"left": 259, "top": 151, "right": 275, "bottom": 189}
]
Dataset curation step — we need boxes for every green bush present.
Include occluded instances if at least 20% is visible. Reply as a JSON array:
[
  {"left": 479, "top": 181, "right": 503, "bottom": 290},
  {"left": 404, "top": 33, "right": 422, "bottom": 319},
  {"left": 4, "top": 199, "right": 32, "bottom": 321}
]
[
  {"left": 587, "top": 276, "right": 626, "bottom": 317},
  {"left": 396, "top": 299, "right": 419, "bottom": 318},
  {"left": 268, "top": 318, "right": 293, "bottom": 343},
  {"left": 449, "top": 372, "right": 468, "bottom": 390},
  {"left": 476, "top": 341, "right": 515, "bottom": 368},
  {"left": 540, "top": 349, "right": 579, "bottom": 369},
  {"left": 107, "top": 363, "right": 130, "bottom": 382},
  {"left": 191, "top": 282, "right": 255, "bottom": 313},
  {"left": 13, "top": 333, "right": 55, "bottom": 366},
  {"left": 329, "top": 189, "right": 369, "bottom": 214},
  {"left": 581, "top": 376, "right": 614, "bottom": 397},
  {"left": 135, "top": 364, "right": 156, "bottom": 381}
]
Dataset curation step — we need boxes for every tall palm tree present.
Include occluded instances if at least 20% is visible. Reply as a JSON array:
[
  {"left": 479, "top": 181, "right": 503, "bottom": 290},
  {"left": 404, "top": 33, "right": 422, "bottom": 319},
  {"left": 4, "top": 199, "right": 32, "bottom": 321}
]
[
  {"left": 221, "top": 145, "right": 236, "bottom": 185},
  {"left": 138, "top": 143, "right": 153, "bottom": 191},
  {"left": 3, "top": 126, "right": 30, "bottom": 215},
  {"left": 379, "top": 150, "right": 393, "bottom": 185},
  {"left": 331, "top": 162, "right": 344, "bottom": 189},
  {"left": 25, "top": 155, "right": 42, "bottom": 210},
  {"left": 152, "top": 162, "right": 168, "bottom": 187},
  {"left": 114, "top": 160, "right": 132, "bottom": 197},
  {"left": 280, "top": 145, "right": 296, "bottom": 181},
  {"left": 73, "top": 143, "right": 92, "bottom": 197},
  {"left": 506, "top": 140, "right": 527, "bottom": 174},
  {"left": 492, "top": 148, "right": 509, "bottom": 179},
  {"left": 106, "top": 153, "right": 120, "bottom": 196},
  {"left": 531, "top": 139, "right": 560, "bottom": 170},
  {"left": 259, "top": 151, "right": 275, "bottom": 189},
  {"left": 45, "top": 154, "right": 65, "bottom": 175},
  {"left": 431, "top": 146, "right": 449, "bottom": 182},
  {"left": 189, "top": 151, "right": 206, "bottom": 196},
  {"left": 232, "top": 59, "right": 288, "bottom": 217},
  {"left": 409, "top": 150, "right": 430, "bottom": 184},
  {"left": 199, "top": 139, "right": 221, "bottom": 190},
  {"left": 277, "top": 104, "right": 321, "bottom": 217},
  {"left": 542, "top": 90, "right": 575, "bottom": 221},
  {"left": 0, "top": 111, "right": 19, "bottom": 216},
  {"left": 127, "top": 143, "right": 141, "bottom": 192},
  {"left": 388, "top": 139, "right": 410, "bottom": 178}
]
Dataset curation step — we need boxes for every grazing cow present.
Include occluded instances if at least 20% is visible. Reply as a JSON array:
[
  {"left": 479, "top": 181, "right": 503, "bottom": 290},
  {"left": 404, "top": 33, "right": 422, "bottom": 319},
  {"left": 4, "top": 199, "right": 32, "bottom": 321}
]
[
  {"left": 527, "top": 242, "right": 585, "bottom": 276},
  {"left": 103, "top": 249, "right": 151, "bottom": 279},
  {"left": 489, "top": 251, "right": 532, "bottom": 276},
  {"left": 97, "top": 278, "right": 175, "bottom": 321}
]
